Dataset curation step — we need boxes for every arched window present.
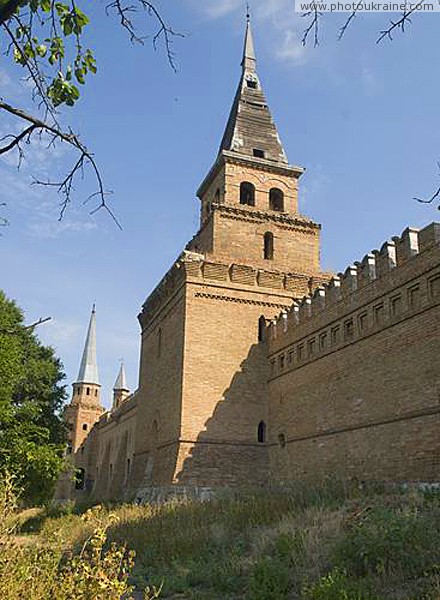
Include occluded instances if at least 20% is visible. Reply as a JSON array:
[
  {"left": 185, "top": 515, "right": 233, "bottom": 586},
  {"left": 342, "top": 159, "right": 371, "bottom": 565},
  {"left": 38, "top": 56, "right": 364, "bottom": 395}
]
[
  {"left": 269, "top": 188, "right": 284, "bottom": 212},
  {"left": 257, "top": 421, "right": 266, "bottom": 443},
  {"left": 258, "top": 315, "right": 266, "bottom": 342},
  {"left": 264, "top": 232, "right": 274, "bottom": 260},
  {"left": 240, "top": 182, "right": 255, "bottom": 206},
  {"left": 214, "top": 188, "right": 220, "bottom": 203},
  {"left": 86, "top": 387, "right": 90, "bottom": 396},
  {"left": 75, "top": 467, "right": 86, "bottom": 490},
  {"left": 82, "top": 423, "right": 88, "bottom": 431}
]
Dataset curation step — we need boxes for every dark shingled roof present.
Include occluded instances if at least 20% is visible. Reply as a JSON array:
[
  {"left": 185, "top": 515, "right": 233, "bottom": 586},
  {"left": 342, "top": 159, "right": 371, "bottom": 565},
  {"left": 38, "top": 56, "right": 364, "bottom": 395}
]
[{"left": 218, "top": 20, "right": 288, "bottom": 165}]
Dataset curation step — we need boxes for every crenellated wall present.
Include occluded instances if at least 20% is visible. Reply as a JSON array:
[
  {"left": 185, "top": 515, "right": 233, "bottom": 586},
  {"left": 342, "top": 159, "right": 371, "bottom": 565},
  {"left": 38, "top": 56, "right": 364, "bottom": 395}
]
[{"left": 267, "top": 223, "right": 440, "bottom": 483}]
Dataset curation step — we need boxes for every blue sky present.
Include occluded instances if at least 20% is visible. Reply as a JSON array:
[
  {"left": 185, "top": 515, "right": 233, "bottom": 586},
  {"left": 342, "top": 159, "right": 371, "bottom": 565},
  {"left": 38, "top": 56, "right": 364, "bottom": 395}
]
[{"left": 1, "top": 0, "right": 439, "bottom": 408}]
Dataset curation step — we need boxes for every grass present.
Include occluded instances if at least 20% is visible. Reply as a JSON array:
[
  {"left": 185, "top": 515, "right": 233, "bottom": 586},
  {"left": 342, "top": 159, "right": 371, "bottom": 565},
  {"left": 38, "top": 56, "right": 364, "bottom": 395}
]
[{"left": 2, "top": 478, "right": 440, "bottom": 599}]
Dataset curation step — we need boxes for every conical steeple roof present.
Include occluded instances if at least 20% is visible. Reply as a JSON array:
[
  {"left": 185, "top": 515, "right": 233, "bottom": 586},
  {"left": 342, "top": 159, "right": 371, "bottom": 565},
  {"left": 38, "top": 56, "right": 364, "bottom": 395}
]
[
  {"left": 219, "top": 18, "right": 288, "bottom": 165},
  {"left": 76, "top": 305, "right": 100, "bottom": 385},
  {"left": 113, "top": 362, "right": 129, "bottom": 392}
]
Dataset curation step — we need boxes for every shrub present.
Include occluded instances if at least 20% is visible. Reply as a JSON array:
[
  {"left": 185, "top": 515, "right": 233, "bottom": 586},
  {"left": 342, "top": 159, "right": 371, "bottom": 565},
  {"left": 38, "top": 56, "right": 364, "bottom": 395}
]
[
  {"left": 302, "top": 568, "right": 378, "bottom": 600},
  {"left": 248, "top": 556, "right": 291, "bottom": 600},
  {"left": 336, "top": 506, "right": 440, "bottom": 578}
]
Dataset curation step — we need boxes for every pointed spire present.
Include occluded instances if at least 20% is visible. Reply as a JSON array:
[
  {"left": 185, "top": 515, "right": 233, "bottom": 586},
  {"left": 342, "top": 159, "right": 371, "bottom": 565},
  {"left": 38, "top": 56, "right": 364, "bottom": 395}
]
[
  {"left": 241, "top": 13, "right": 256, "bottom": 72},
  {"left": 113, "top": 362, "right": 129, "bottom": 392},
  {"left": 218, "top": 18, "right": 288, "bottom": 164},
  {"left": 76, "top": 305, "right": 100, "bottom": 385}
]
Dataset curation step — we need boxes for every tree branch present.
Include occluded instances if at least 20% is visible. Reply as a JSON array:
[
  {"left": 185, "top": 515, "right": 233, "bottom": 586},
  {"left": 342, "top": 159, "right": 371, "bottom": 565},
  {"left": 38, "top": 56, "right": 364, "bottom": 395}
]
[
  {"left": 0, "top": 124, "right": 37, "bottom": 155},
  {"left": 105, "top": 0, "right": 184, "bottom": 71},
  {"left": 301, "top": 5, "right": 321, "bottom": 47},
  {"left": 376, "top": 8, "right": 416, "bottom": 43},
  {"left": 414, "top": 163, "right": 440, "bottom": 209},
  {"left": 0, "top": 316, "right": 51, "bottom": 335},
  {"left": 0, "top": 100, "right": 121, "bottom": 228}
]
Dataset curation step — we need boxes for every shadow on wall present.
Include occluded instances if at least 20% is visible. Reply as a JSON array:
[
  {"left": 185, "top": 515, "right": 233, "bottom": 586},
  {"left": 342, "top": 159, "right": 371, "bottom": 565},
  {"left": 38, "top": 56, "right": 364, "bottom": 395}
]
[{"left": 174, "top": 342, "right": 270, "bottom": 487}]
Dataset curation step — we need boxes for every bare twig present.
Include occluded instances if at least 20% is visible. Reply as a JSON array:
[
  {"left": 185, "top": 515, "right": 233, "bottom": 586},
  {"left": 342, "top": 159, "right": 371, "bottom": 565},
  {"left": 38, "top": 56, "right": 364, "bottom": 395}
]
[
  {"left": 376, "top": 7, "right": 416, "bottom": 43},
  {"left": 105, "top": 0, "right": 184, "bottom": 71},
  {"left": 338, "top": 10, "right": 358, "bottom": 40},
  {"left": 24, "top": 316, "right": 51, "bottom": 330},
  {"left": 0, "top": 101, "right": 121, "bottom": 228},
  {"left": 414, "top": 163, "right": 440, "bottom": 209},
  {"left": 0, "top": 125, "right": 37, "bottom": 155},
  {"left": 301, "top": 4, "right": 321, "bottom": 47},
  {"left": 0, "top": 316, "right": 51, "bottom": 335}
]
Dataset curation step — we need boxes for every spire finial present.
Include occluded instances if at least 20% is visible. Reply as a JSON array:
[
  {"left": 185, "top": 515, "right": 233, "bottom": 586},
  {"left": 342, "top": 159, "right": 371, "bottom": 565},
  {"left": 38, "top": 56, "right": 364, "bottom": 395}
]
[
  {"left": 246, "top": 2, "right": 250, "bottom": 21},
  {"left": 242, "top": 7, "right": 256, "bottom": 71}
]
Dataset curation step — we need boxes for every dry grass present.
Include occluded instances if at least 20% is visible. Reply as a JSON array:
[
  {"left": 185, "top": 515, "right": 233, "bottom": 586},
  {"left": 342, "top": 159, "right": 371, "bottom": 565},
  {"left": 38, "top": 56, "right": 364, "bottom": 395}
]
[{"left": 2, "top": 479, "right": 440, "bottom": 600}]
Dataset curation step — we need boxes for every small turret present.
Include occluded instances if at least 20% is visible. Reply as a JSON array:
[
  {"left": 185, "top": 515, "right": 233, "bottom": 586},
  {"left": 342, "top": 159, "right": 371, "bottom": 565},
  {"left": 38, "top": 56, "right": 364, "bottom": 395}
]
[
  {"left": 113, "top": 362, "right": 130, "bottom": 410},
  {"left": 65, "top": 305, "right": 104, "bottom": 453}
]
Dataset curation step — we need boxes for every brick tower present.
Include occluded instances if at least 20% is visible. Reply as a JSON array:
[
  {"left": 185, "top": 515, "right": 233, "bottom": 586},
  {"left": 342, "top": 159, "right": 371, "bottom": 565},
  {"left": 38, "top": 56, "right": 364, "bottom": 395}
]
[
  {"left": 63, "top": 306, "right": 104, "bottom": 495},
  {"left": 130, "top": 17, "right": 328, "bottom": 493}
]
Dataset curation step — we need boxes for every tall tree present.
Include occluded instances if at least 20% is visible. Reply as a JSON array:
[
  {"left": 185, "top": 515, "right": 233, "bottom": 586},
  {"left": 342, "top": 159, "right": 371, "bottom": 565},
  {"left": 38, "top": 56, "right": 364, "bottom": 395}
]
[{"left": 0, "top": 289, "right": 67, "bottom": 504}]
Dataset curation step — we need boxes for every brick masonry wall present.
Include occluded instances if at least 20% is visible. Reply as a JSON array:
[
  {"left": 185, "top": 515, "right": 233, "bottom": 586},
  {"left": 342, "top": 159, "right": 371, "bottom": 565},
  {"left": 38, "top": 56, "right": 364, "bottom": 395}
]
[{"left": 267, "top": 226, "right": 440, "bottom": 483}]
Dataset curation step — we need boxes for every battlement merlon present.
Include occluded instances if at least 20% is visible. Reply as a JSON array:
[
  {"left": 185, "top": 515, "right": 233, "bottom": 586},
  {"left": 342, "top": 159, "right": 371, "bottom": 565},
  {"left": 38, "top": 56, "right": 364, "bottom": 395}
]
[{"left": 267, "top": 222, "right": 440, "bottom": 345}]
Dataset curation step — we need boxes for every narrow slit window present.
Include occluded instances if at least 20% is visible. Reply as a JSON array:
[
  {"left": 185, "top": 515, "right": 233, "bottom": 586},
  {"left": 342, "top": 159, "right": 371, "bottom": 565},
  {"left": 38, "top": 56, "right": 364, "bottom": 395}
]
[
  {"left": 257, "top": 421, "right": 266, "bottom": 443},
  {"left": 264, "top": 232, "right": 274, "bottom": 260},
  {"left": 258, "top": 315, "right": 266, "bottom": 342}
]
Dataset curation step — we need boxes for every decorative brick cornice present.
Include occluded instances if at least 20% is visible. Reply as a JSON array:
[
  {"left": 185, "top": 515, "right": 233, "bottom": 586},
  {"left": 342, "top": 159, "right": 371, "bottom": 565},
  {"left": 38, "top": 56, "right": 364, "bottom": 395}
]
[
  {"left": 216, "top": 204, "right": 320, "bottom": 231},
  {"left": 197, "top": 151, "right": 304, "bottom": 199},
  {"left": 194, "top": 292, "right": 288, "bottom": 309}
]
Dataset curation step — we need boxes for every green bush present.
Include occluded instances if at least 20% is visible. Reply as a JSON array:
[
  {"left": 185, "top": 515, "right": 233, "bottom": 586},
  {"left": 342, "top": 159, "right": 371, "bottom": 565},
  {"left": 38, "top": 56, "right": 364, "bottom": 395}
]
[
  {"left": 336, "top": 506, "right": 440, "bottom": 578},
  {"left": 302, "top": 568, "right": 378, "bottom": 600},
  {"left": 248, "top": 555, "right": 291, "bottom": 600}
]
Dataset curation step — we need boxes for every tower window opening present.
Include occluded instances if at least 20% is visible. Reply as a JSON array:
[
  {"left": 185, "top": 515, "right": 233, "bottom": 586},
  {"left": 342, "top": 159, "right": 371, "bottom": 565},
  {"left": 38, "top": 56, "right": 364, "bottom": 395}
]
[
  {"left": 253, "top": 148, "right": 265, "bottom": 159},
  {"left": 77, "top": 387, "right": 81, "bottom": 395},
  {"left": 82, "top": 423, "right": 88, "bottom": 431},
  {"left": 95, "top": 389, "right": 98, "bottom": 397},
  {"left": 86, "top": 387, "right": 90, "bottom": 395},
  {"left": 264, "top": 232, "right": 274, "bottom": 260},
  {"left": 214, "top": 188, "right": 220, "bottom": 203},
  {"left": 240, "top": 182, "right": 255, "bottom": 206},
  {"left": 257, "top": 421, "right": 266, "bottom": 443},
  {"left": 258, "top": 315, "right": 266, "bottom": 342},
  {"left": 269, "top": 188, "right": 284, "bottom": 212},
  {"left": 247, "top": 79, "right": 257, "bottom": 89}
]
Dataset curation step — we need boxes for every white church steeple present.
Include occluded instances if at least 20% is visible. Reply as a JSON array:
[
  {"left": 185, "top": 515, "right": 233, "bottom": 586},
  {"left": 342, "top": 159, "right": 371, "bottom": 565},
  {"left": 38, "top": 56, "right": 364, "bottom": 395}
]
[{"left": 76, "top": 304, "right": 100, "bottom": 386}]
